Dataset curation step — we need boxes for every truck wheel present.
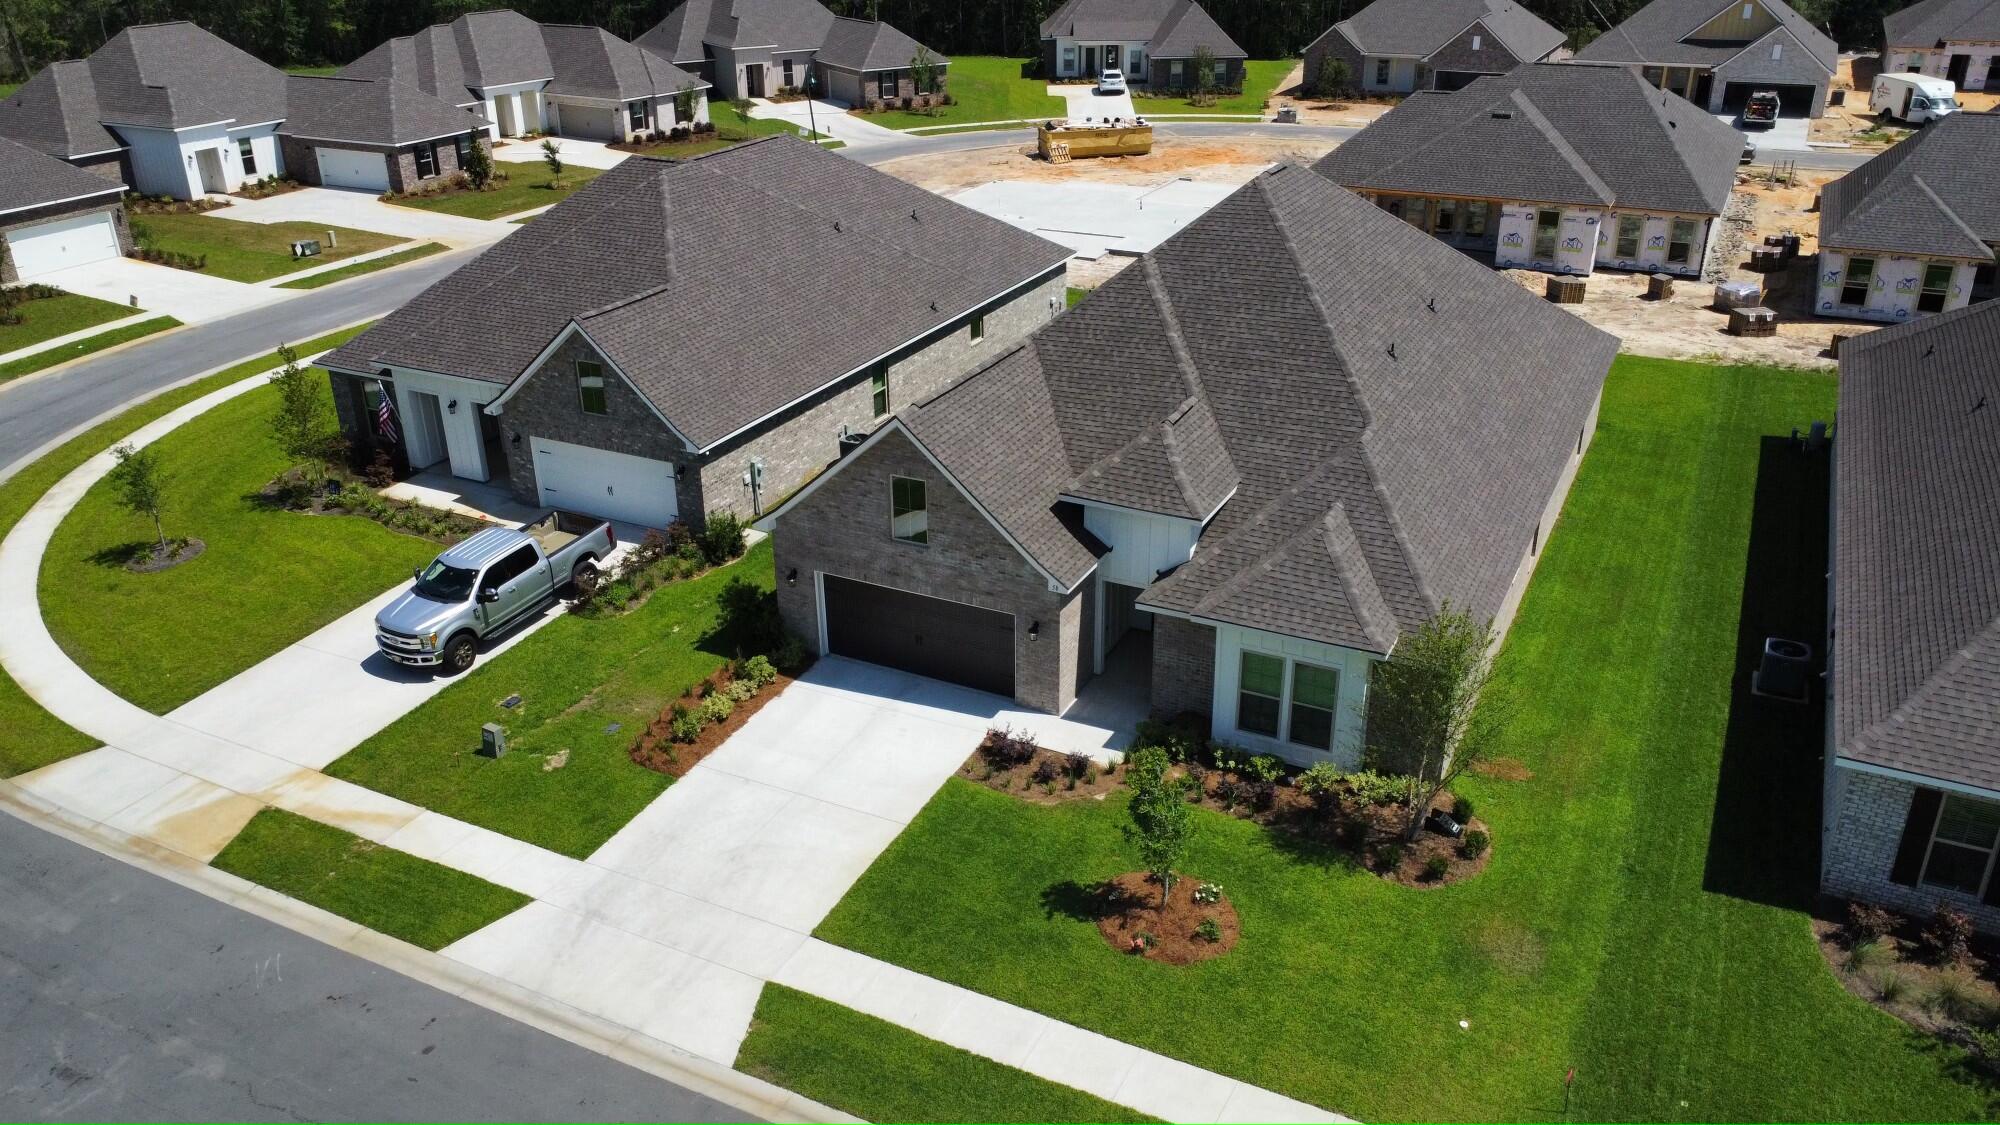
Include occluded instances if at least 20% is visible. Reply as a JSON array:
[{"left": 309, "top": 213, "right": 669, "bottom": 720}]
[
  {"left": 569, "top": 559, "right": 602, "bottom": 596},
  {"left": 441, "top": 633, "right": 477, "bottom": 675}
]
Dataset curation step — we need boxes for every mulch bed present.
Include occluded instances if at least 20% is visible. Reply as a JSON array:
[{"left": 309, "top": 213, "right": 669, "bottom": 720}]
[
  {"left": 628, "top": 660, "right": 809, "bottom": 779},
  {"left": 1814, "top": 904, "right": 2000, "bottom": 1069},
  {"left": 1094, "top": 871, "right": 1240, "bottom": 965},
  {"left": 962, "top": 737, "right": 1118, "bottom": 805},
  {"left": 124, "top": 537, "right": 205, "bottom": 573}
]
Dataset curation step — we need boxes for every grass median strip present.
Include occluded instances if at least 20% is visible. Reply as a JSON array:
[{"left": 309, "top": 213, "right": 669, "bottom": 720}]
[
  {"left": 0, "top": 290, "right": 136, "bottom": 353},
  {"left": 212, "top": 808, "right": 529, "bottom": 949},
  {"left": 0, "top": 316, "right": 181, "bottom": 384},
  {"left": 736, "top": 984, "right": 1159, "bottom": 1124},
  {"left": 277, "top": 243, "right": 448, "bottom": 289},
  {"left": 0, "top": 323, "right": 372, "bottom": 777},
  {"left": 133, "top": 213, "right": 401, "bottom": 283}
]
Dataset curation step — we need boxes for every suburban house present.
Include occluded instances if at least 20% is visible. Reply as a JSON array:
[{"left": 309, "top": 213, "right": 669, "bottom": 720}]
[
  {"left": 752, "top": 164, "right": 1616, "bottom": 755},
  {"left": 1301, "top": 0, "right": 1566, "bottom": 94},
  {"left": 0, "top": 136, "right": 133, "bottom": 282},
  {"left": 319, "top": 135, "right": 1068, "bottom": 532},
  {"left": 1315, "top": 64, "right": 1740, "bottom": 278},
  {"left": 638, "top": 0, "right": 947, "bottom": 106},
  {"left": 1039, "top": 0, "right": 1248, "bottom": 90},
  {"left": 1884, "top": 0, "right": 2000, "bottom": 91},
  {"left": 1814, "top": 112, "right": 1996, "bottom": 323},
  {"left": 1821, "top": 299, "right": 2000, "bottom": 931},
  {"left": 0, "top": 22, "right": 288, "bottom": 200},
  {"left": 277, "top": 76, "right": 490, "bottom": 195},
  {"left": 1570, "top": 0, "right": 1837, "bottom": 117},
  {"left": 342, "top": 10, "right": 712, "bottom": 144}
]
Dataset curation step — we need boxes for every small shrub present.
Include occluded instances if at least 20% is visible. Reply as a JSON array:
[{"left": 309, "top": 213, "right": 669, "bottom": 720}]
[
  {"left": 1424, "top": 854, "right": 1452, "bottom": 881},
  {"left": 1296, "top": 762, "right": 1345, "bottom": 805},
  {"left": 982, "top": 724, "right": 1037, "bottom": 768},
  {"left": 1846, "top": 900, "right": 1898, "bottom": 947},
  {"left": 723, "top": 679, "right": 756, "bottom": 703},
  {"left": 1064, "top": 751, "right": 1091, "bottom": 779},
  {"left": 1451, "top": 795, "right": 1475, "bottom": 822},
  {"left": 1845, "top": 940, "right": 1891, "bottom": 974},
  {"left": 1193, "top": 881, "right": 1222, "bottom": 905},
  {"left": 1874, "top": 968, "right": 1912, "bottom": 1004},
  {"left": 1922, "top": 903, "right": 1975, "bottom": 967},
  {"left": 772, "top": 632, "right": 809, "bottom": 673},
  {"left": 700, "top": 510, "right": 746, "bottom": 565},
  {"left": 1031, "top": 758, "right": 1061, "bottom": 786},
  {"left": 1244, "top": 779, "right": 1277, "bottom": 812},
  {"left": 1460, "top": 828, "right": 1490, "bottom": 859},
  {"left": 740, "top": 654, "right": 778, "bottom": 689},
  {"left": 1243, "top": 754, "right": 1285, "bottom": 784},
  {"left": 699, "top": 692, "right": 735, "bottom": 725},
  {"left": 668, "top": 705, "right": 703, "bottom": 743},
  {"left": 1195, "top": 917, "right": 1222, "bottom": 943},
  {"left": 1926, "top": 969, "right": 1988, "bottom": 1022},
  {"left": 1133, "top": 717, "right": 1205, "bottom": 763},
  {"left": 1344, "top": 769, "right": 1406, "bottom": 807},
  {"left": 1377, "top": 843, "right": 1405, "bottom": 870}
]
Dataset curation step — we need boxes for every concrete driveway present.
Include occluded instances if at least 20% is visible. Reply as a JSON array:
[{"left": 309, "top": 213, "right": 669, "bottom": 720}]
[
  {"left": 495, "top": 136, "right": 631, "bottom": 170},
  {"left": 223, "top": 187, "right": 512, "bottom": 247},
  {"left": 1719, "top": 111, "right": 1812, "bottom": 153},
  {"left": 33, "top": 257, "right": 289, "bottom": 324},
  {"left": 951, "top": 177, "right": 1239, "bottom": 258},
  {"left": 1051, "top": 83, "right": 1137, "bottom": 121},
  {"left": 746, "top": 98, "right": 902, "bottom": 147}
]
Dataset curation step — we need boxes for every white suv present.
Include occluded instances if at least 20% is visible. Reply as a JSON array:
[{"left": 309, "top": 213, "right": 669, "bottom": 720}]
[{"left": 1097, "top": 67, "right": 1127, "bottom": 94}]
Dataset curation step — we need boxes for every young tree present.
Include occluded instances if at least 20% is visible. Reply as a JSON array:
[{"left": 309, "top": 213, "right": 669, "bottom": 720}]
[
  {"left": 1364, "top": 605, "right": 1510, "bottom": 841},
  {"left": 540, "top": 137, "right": 564, "bottom": 178},
  {"left": 1124, "top": 746, "right": 1197, "bottom": 905},
  {"left": 910, "top": 45, "right": 941, "bottom": 113},
  {"left": 1190, "top": 45, "right": 1217, "bottom": 105},
  {"left": 673, "top": 82, "right": 702, "bottom": 127},
  {"left": 108, "top": 441, "right": 169, "bottom": 555},
  {"left": 1314, "top": 56, "right": 1352, "bottom": 98},
  {"left": 461, "top": 133, "right": 493, "bottom": 189},
  {"left": 268, "top": 344, "right": 339, "bottom": 486}
]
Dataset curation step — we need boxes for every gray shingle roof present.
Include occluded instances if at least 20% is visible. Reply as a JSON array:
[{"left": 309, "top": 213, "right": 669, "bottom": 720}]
[
  {"left": 1885, "top": 0, "right": 2000, "bottom": 47},
  {"left": 891, "top": 164, "right": 1615, "bottom": 648},
  {"left": 1038, "top": 0, "right": 1248, "bottom": 58},
  {"left": 0, "top": 22, "right": 285, "bottom": 157},
  {"left": 278, "top": 75, "right": 487, "bottom": 147},
  {"left": 0, "top": 135, "right": 124, "bottom": 215},
  {"left": 817, "top": 18, "right": 947, "bottom": 72},
  {"left": 1819, "top": 112, "right": 2000, "bottom": 262},
  {"left": 1572, "top": 0, "right": 1835, "bottom": 71},
  {"left": 1834, "top": 299, "right": 2000, "bottom": 792},
  {"left": 1317, "top": 0, "right": 1564, "bottom": 63},
  {"left": 639, "top": 0, "right": 946, "bottom": 73},
  {"left": 322, "top": 135, "right": 1068, "bottom": 451},
  {"left": 341, "top": 10, "right": 554, "bottom": 104},
  {"left": 541, "top": 24, "right": 710, "bottom": 100},
  {"left": 1315, "top": 64, "right": 1741, "bottom": 215}
]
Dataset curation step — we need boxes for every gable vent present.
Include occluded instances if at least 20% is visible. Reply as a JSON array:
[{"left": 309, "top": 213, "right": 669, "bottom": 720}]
[{"left": 1490, "top": 109, "right": 1513, "bottom": 119}]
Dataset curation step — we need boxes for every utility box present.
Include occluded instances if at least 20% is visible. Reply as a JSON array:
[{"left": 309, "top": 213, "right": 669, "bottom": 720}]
[
  {"left": 480, "top": 722, "right": 507, "bottom": 758},
  {"left": 290, "top": 238, "right": 322, "bottom": 259}
]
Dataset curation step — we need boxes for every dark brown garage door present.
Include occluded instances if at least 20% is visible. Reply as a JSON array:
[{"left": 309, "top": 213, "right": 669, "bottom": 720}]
[{"left": 822, "top": 574, "right": 1015, "bottom": 697}]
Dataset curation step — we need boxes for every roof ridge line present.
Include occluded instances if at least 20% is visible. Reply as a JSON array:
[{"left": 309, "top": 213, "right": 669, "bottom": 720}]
[
  {"left": 1848, "top": 612, "right": 2000, "bottom": 757},
  {"left": 1139, "top": 253, "right": 1235, "bottom": 514},
  {"left": 1507, "top": 87, "right": 1616, "bottom": 205},
  {"left": 1321, "top": 501, "right": 1399, "bottom": 651}
]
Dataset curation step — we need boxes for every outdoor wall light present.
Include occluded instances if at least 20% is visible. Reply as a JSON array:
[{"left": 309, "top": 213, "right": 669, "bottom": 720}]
[
  {"left": 1029, "top": 621, "right": 1040, "bottom": 642},
  {"left": 787, "top": 569, "right": 798, "bottom": 587},
  {"left": 447, "top": 399, "right": 459, "bottom": 414},
  {"left": 510, "top": 432, "right": 522, "bottom": 446}
]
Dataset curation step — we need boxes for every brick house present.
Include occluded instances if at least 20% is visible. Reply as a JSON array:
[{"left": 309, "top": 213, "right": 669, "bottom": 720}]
[
  {"left": 0, "top": 136, "right": 133, "bottom": 282},
  {"left": 754, "top": 165, "right": 1616, "bottom": 751},
  {"left": 1316, "top": 64, "right": 1741, "bottom": 279},
  {"left": 320, "top": 135, "right": 1068, "bottom": 532},
  {"left": 1821, "top": 300, "right": 2000, "bottom": 930},
  {"left": 1883, "top": 0, "right": 2000, "bottom": 92},
  {"left": 1571, "top": 0, "right": 1837, "bottom": 118},
  {"left": 277, "top": 76, "right": 489, "bottom": 196},
  {"left": 1039, "top": 0, "right": 1247, "bottom": 91},
  {"left": 638, "top": 0, "right": 946, "bottom": 106},
  {"left": 1302, "top": 0, "right": 1565, "bottom": 95}
]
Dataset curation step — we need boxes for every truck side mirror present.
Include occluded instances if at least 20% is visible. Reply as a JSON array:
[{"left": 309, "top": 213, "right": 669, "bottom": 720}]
[{"left": 478, "top": 588, "right": 499, "bottom": 603}]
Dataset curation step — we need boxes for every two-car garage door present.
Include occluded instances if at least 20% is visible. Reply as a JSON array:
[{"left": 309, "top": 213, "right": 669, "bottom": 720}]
[
  {"left": 822, "top": 574, "right": 1016, "bottom": 697},
  {"left": 314, "top": 147, "right": 391, "bottom": 192},
  {"left": 4, "top": 212, "right": 121, "bottom": 278},
  {"left": 530, "top": 437, "right": 679, "bottom": 529}
]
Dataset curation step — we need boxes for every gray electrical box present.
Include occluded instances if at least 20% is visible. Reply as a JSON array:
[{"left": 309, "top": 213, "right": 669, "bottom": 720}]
[{"left": 480, "top": 722, "right": 507, "bottom": 758}]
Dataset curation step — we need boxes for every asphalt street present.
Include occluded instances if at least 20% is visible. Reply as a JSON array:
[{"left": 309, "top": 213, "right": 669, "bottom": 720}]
[{"left": 0, "top": 812, "right": 756, "bottom": 1122}]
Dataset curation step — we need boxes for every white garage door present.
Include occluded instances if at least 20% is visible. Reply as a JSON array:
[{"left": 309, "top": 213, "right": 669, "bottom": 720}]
[
  {"left": 554, "top": 101, "right": 621, "bottom": 141},
  {"left": 531, "top": 437, "right": 679, "bottom": 529},
  {"left": 314, "top": 147, "right": 390, "bottom": 192},
  {"left": 4, "top": 211, "right": 120, "bottom": 279}
]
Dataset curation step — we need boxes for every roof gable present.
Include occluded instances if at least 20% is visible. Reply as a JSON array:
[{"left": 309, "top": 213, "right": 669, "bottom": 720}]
[
  {"left": 1573, "top": 0, "right": 1835, "bottom": 71},
  {"left": 1885, "top": 0, "right": 2000, "bottom": 46},
  {"left": 0, "top": 135, "right": 125, "bottom": 213},
  {"left": 1819, "top": 113, "right": 2000, "bottom": 260},
  {"left": 1329, "top": 0, "right": 1563, "bottom": 61}
]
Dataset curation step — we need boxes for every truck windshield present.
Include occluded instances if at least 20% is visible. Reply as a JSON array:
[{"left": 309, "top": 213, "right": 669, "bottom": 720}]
[{"left": 413, "top": 560, "right": 478, "bottom": 602}]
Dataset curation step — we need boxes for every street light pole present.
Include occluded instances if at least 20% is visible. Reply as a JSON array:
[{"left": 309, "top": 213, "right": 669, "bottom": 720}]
[{"left": 805, "top": 56, "right": 819, "bottom": 141}]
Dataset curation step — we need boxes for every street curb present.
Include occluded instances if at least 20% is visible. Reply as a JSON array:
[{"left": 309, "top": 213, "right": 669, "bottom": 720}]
[{"left": 0, "top": 782, "right": 861, "bottom": 1125}]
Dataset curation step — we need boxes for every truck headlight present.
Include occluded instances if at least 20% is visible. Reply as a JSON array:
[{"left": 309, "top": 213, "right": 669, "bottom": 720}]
[{"left": 424, "top": 631, "right": 439, "bottom": 649}]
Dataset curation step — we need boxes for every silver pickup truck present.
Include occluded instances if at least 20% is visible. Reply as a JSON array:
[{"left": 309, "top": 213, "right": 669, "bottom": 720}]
[{"left": 374, "top": 511, "right": 614, "bottom": 674}]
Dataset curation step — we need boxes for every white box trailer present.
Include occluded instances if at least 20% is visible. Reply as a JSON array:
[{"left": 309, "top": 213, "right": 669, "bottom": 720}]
[{"left": 1871, "top": 73, "right": 1960, "bottom": 124}]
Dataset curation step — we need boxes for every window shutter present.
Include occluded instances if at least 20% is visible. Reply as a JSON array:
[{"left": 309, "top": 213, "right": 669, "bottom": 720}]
[{"left": 1889, "top": 786, "right": 1943, "bottom": 886}]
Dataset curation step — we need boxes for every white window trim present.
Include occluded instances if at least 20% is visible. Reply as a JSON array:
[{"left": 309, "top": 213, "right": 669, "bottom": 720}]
[
  {"left": 1918, "top": 793, "right": 2000, "bottom": 899},
  {"left": 1234, "top": 650, "right": 1340, "bottom": 752}
]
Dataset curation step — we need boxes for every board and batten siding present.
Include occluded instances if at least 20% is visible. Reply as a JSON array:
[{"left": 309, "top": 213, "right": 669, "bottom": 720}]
[
  {"left": 1209, "top": 622, "right": 1376, "bottom": 768},
  {"left": 1081, "top": 502, "right": 1201, "bottom": 588}
]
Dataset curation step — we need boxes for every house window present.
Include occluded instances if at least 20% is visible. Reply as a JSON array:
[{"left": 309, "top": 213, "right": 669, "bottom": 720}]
[
  {"left": 1401, "top": 197, "right": 1430, "bottom": 231},
  {"left": 1464, "top": 201, "right": 1489, "bottom": 236},
  {"left": 576, "top": 361, "right": 608, "bottom": 414},
  {"left": 1919, "top": 262, "right": 1955, "bottom": 313},
  {"left": 783, "top": 58, "right": 795, "bottom": 87},
  {"left": 1063, "top": 46, "right": 1078, "bottom": 75},
  {"left": 1741, "top": 2, "right": 1755, "bottom": 17},
  {"left": 1841, "top": 256, "right": 1875, "bottom": 305},
  {"left": 1170, "top": 59, "right": 1184, "bottom": 85},
  {"left": 1214, "top": 60, "right": 1228, "bottom": 84},
  {"left": 890, "top": 476, "right": 928, "bottom": 544},
  {"left": 454, "top": 135, "right": 472, "bottom": 163},
  {"left": 237, "top": 137, "right": 257, "bottom": 175},
  {"left": 1288, "top": 662, "right": 1339, "bottom": 752},
  {"left": 1433, "top": 198, "right": 1458, "bottom": 234},
  {"left": 1615, "top": 214, "right": 1643, "bottom": 259},
  {"left": 969, "top": 314, "right": 985, "bottom": 342},
  {"left": 878, "top": 71, "right": 898, "bottom": 99},
  {"left": 1375, "top": 58, "right": 1390, "bottom": 86},
  {"left": 415, "top": 142, "right": 438, "bottom": 179},
  {"left": 1237, "top": 652, "right": 1283, "bottom": 738},
  {"left": 1667, "top": 218, "right": 1697, "bottom": 264},
  {"left": 1770, "top": 42, "right": 1783, "bottom": 61},
  {"left": 629, "top": 101, "right": 647, "bottom": 131},
  {"left": 870, "top": 366, "right": 889, "bottom": 416},
  {"left": 1921, "top": 795, "right": 2000, "bottom": 897},
  {"left": 1533, "top": 209, "right": 1561, "bottom": 259},
  {"left": 1472, "top": 34, "right": 1483, "bottom": 49}
]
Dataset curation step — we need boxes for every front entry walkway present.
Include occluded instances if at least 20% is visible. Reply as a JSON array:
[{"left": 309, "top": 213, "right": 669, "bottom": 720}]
[{"left": 746, "top": 98, "right": 903, "bottom": 147}]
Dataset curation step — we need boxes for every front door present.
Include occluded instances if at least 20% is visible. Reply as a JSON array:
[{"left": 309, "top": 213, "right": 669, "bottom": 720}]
[
  {"left": 1947, "top": 53, "right": 1971, "bottom": 86},
  {"left": 1084, "top": 46, "right": 1098, "bottom": 75},
  {"left": 195, "top": 148, "right": 227, "bottom": 194},
  {"left": 408, "top": 391, "right": 449, "bottom": 470},
  {"left": 1106, "top": 45, "right": 1121, "bottom": 71},
  {"left": 745, "top": 64, "right": 766, "bottom": 98}
]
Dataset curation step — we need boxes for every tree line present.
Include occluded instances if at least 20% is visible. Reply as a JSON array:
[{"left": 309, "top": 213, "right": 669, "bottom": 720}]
[{"left": 0, "top": 0, "right": 1924, "bottom": 85}]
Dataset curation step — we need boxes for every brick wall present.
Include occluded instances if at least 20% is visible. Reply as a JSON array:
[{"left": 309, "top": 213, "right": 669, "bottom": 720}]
[
  {"left": 1426, "top": 20, "right": 1533, "bottom": 76},
  {"left": 770, "top": 426, "right": 1086, "bottom": 713},
  {"left": 0, "top": 198, "right": 134, "bottom": 283},
  {"left": 1150, "top": 614, "right": 1216, "bottom": 720},
  {"left": 1301, "top": 28, "right": 1365, "bottom": 95},
  {"left": 1823, "top": 766, "right": 2000, "bottom": 932},
  {"left": 279, "top": 133, "right": 471, "bottom": 194},
  {"left": 852, "top": 67, "right": 951, "bottom": 111},
  {"left": 1149, "top": 56, "right": 1245, "bottom": 92}
]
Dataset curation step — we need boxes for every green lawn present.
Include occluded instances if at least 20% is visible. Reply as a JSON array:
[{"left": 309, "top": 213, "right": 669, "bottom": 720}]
[
  {"left": 864, "top": 56, "right": 1065, "bottom": 130},
  {"left": 737, "top": 984, "right": 1159, "bottom": 1123},
  {"left": 814, "top": 356, "right": 1994, "bottom": 1122},
  {"left": 0, "top": 316, "right": 180, "bottom": 383},
  {"left": 40, "top": 377, "right": 441, "bottom": 714},
  {"left": 131, "top": 212, "right": 401, "bottom": 283},
  {"left": 1066, "top": 286, "right": 1087, "bottom": 308},
  {"left": 276, "top": 242, "right": 446, "bottom": 289},
  {"left": 0, "top": 291, "right": 136, "bottom": 354},
  {"left": 212, "top": 808, "right": 529, "bottom": 949},
  {"left": 325, "top": 541, "right": 776, "bottom": 858},
  {"left": 1136, "top": 58, "right": 1295, "bottom": 114},
  {"left": 0, "top": 325, "right": 372, "bottom": 777},
  {"left": 387, "top": 163, "right": 605, "bottom": 220}
]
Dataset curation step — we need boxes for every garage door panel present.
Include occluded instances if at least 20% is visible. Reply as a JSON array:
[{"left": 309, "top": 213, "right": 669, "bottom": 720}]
[
  {"left": 823, "top": 574, "right": 1014, "bottom": 698},
  {"left": 531, "top": 437, "right": 678, "bottom": 529},
  {"left": 1722, "top": 81, "right": 1816, "bottom": 116},
  {"left": 314, "top": 147, "right": 391, "bottom": 192},
  {"left": 5, "top": 212, "right": 120, "bottom": 278}
]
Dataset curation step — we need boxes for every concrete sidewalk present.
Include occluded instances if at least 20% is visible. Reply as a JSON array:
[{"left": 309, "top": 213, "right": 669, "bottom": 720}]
[{"left": 747, "top": 98, "right": 902, "bottom": 147}]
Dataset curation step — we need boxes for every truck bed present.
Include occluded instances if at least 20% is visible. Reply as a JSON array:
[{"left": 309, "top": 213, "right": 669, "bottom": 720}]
[{"left": 521, "top": 510, "right": 613, "bottom": 572}]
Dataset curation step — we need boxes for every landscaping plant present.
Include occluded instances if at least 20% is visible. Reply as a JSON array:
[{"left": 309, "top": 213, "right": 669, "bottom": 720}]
[
  {"left": 1364, "top": 605, "right": 1509, "bottom": 841},
  {"left": 1313, "top": 55, "right": 1353, "bottom": 98},
  {"left": 1922, "top": 903, "right": 1975, "bottom": 968},
  {"left": 540, "top": 138, "right": 564, "bottom": 180},
  {"left": 1125, "top": 746, "right": 1196, "bottom": 906},
  {"left": 462, "top": 135, "right": 494, "bottom": 190},
  {"left": 1847, "top": 900, "right": 1898, "bottom": 947},
  {"left": 107, "top": 442, "right": 171, "bottom": 555},
  {"left": 1460, "top": 828, "right": 1490, "bottom": 859},
  {"left": 267, "top": 344, "right": 341, "bottom": 486},
  {"left": 1190, "top": 46, "right": 1217, "bottom": 106}
]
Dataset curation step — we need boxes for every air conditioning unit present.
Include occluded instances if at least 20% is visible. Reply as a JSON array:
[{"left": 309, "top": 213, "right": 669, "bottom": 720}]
[
  {"left": 1752, "top": 637, "right": 1812, "bottom": 702},
  {"left": 836, "top": 427, "right": 867, "bottom": 458}
]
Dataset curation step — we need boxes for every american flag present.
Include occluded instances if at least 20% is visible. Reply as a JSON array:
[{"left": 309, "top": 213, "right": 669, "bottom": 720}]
[{"left": 375, "top": 387, "right": 400, "bottom": 445}]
